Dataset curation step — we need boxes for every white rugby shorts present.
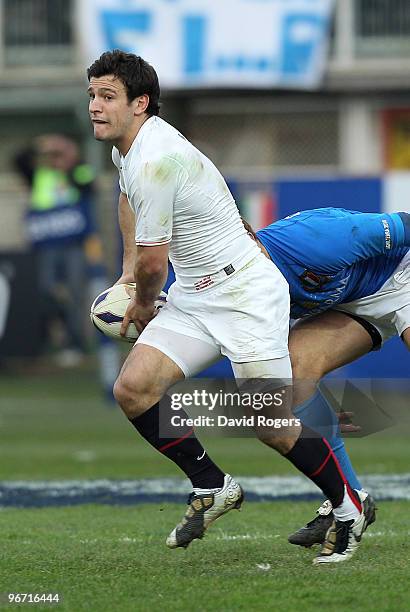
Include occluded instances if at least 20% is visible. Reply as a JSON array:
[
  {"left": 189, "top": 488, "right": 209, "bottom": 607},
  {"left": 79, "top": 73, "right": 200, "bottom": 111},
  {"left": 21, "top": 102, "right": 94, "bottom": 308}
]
[
  {"left": 335, "top": 250, "right": 410, "bottom": 344},
  {"left": 136, "top": 253, "right": 290, "bottom": 376}
]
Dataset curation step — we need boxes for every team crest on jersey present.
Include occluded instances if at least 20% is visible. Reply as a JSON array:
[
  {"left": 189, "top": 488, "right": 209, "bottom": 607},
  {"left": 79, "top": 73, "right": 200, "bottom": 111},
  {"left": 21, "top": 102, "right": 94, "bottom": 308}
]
[{"left": 300, "top": 270, "right": 331, "bottom": 291}]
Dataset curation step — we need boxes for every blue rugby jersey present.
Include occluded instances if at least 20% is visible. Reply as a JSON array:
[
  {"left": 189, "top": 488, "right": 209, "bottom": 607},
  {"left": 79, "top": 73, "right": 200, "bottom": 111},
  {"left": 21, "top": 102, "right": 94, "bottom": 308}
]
[{"left": 256, "top": 208, "right": 409, "bottom": 319}]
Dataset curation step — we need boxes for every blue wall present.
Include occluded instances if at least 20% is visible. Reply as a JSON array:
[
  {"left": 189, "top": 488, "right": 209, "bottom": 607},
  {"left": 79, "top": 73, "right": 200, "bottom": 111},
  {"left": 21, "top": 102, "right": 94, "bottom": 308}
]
[{"left": 276, "top": 177, "right": 382, "bottom": 216}]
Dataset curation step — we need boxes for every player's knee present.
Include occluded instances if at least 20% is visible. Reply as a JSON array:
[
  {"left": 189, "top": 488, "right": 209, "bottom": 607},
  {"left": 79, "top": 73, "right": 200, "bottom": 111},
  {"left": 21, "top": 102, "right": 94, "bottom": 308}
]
[
  {"left": 257, "top": 433, "right": 296, "bottom": 455},
  {"left": 113, "top": 372, "right": 148, "bottom": 417},
  {"left": 113, "top": 376, "right": 132, "bottom": 411}
]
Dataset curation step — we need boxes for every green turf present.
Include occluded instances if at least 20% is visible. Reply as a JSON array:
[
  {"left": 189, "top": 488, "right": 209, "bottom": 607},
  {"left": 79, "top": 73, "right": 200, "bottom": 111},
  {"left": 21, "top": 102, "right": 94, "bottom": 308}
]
[
  {"left": 1, "top": 370, "right": 409, "bottom": 610},
  {"left": 0, "top": 502, "right": 409, "bottom": 612},
  {"left": 0, "top": 371, "right": 409, "bottom": 480}
]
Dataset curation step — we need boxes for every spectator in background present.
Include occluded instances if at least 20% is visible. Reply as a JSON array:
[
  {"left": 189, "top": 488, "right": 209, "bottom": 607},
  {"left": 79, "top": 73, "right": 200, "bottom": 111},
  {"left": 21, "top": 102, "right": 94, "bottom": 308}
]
[
  {"left": 15, "top": 134, "right": 93, "bottom": 365},
  {"left": 14, "top": 135, "right": 120, "bottom": 394}
]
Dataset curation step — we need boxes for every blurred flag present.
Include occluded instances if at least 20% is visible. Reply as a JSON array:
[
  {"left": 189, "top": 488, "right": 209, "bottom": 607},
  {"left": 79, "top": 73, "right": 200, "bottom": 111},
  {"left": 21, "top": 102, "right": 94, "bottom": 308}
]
[{"left": 228, "top": 180, "right": 277, "bottom": 229}]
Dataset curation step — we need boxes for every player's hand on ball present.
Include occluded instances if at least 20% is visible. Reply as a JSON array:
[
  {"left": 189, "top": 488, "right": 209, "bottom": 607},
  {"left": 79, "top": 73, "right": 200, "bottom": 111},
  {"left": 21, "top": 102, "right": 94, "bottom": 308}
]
[
  {"left": 90, "top": 284, "right": 167, "bottom": 343},
  {"left": 120, "top": 294, "right": 157, "bottom": 336}
]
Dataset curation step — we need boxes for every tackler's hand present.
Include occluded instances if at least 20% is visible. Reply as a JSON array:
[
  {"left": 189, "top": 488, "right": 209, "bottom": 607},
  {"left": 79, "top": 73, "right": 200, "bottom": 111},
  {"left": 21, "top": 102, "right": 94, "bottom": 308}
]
[{"left": 338, "top": 411, "right": 361, "bottom": 434}]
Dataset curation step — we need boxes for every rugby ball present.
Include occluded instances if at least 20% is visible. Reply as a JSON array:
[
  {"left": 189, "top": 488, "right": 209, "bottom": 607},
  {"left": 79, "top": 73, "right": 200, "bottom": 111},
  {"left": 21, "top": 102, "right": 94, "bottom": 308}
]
[{"left": 90, "top": 283, "right": 167, "bottom": 343}]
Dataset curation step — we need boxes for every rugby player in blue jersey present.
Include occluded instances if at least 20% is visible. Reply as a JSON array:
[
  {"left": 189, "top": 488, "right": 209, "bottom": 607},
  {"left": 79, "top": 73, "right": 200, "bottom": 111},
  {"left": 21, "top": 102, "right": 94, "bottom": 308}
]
[{"left": 247, "top": 207, "right": 410, "bottom": 558}]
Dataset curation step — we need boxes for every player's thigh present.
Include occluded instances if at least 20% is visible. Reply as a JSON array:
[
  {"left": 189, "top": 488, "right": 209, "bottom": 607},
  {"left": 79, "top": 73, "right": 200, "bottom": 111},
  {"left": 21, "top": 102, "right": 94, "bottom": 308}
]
[
  {"left": 139, "top": 284, "right": 224, "bottom": 378},
  {"left": 232, "top": 355, "right": 292, "bottom": 381},
  {"left": 136, "top": 324, "right": 222, "bottom": 378},
  {"left": 115, "top": 340, "right": 185, "bottom": 410},
  {"left": 232, "top": 356, "right": 297, "bottom": 452},
  {"left": 289, "top": 310, "right": 373, "bottom": 380},
  {"left": 116, "top": 329, "right": 221, "bottom": 414}
]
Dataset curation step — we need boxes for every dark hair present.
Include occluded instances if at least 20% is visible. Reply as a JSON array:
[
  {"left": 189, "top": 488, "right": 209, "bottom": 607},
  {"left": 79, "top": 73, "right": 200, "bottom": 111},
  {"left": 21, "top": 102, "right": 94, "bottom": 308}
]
[{"left": 87, "top": 49, "right": 160, "bottom": 116}]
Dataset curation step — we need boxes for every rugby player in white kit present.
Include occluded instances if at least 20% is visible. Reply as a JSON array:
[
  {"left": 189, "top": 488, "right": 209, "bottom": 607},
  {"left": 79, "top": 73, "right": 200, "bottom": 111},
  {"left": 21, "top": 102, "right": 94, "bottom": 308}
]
[{"left": 87, "top": 50, "right": 369, "bottom": 564}]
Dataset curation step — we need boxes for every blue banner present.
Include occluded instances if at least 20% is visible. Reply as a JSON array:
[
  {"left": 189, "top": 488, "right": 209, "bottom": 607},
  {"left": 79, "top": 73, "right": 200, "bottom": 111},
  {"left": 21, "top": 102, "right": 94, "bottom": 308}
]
[
  {"left": 79, "top": 0, "right": 335, "bottom": 89},
  {"left": 25, "top": 202, "right": 91, "bottom": 246}
]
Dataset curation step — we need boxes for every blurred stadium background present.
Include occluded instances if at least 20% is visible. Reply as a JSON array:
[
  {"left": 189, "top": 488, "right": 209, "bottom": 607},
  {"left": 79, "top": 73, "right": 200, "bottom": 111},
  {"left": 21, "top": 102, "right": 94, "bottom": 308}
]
[
  {"left": 1, "top": 0, "right": 409, "bottom": 375},
  {"left": 0, "top": 2, "right": 409, "bottom": 609}
]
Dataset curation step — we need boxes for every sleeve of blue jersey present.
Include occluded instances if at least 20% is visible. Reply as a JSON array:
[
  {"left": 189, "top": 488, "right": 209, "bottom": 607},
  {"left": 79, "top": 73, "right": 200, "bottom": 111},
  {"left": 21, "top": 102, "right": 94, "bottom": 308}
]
[
  {"left": 397, "top": 212, "right": 410, "bottom": 245},
  {"left": 339, "top": 212, "right": 408, "bottom": 261},
  {"left": 256, "top": 209, "right": 409, "bottom": 275},
  {"left": 335, "top": 212, "right": 407, "bottom": 261}
]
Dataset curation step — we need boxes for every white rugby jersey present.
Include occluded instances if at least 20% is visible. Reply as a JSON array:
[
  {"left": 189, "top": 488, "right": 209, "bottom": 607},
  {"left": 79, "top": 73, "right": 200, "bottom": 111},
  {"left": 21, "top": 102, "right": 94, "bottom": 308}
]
[{"left": 112, "top": 116, "right": 259, "bottom": 292}]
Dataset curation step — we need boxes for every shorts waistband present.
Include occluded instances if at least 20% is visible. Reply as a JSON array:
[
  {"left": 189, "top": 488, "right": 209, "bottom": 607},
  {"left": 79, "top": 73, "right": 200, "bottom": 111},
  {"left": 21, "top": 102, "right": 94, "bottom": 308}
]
[
  {"left": 192, "top": 253, "right": 261, "bottom": 292},
  {"left": 193, "top": 264, "right": 236, "bottom": 291}
]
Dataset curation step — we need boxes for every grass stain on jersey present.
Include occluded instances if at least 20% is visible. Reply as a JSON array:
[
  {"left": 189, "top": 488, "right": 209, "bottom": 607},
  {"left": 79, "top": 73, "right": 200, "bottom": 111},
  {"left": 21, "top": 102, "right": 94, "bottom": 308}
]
[
  {"left": 158, "top": 213, "right": 170, "bottom": 228},
  {"left": 148, "top": 158, "right": 175, "bottom": 184},
  {"left": 147, "top": 153, "right": 207, "bottom": 185}
]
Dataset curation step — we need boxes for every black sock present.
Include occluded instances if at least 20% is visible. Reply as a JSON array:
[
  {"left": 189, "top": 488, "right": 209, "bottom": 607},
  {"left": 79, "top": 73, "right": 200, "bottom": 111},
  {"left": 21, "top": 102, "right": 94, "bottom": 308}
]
[
  {"left": 285, "top": 425, "right": 355, "bottom": 509},
  {"left": 129, "top": 401, "right": 225, "bottom": 489}
]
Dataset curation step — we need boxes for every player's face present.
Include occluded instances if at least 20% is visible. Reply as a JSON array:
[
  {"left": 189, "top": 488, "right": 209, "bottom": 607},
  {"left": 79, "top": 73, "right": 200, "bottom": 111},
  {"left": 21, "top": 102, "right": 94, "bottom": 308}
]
[{"left": 88, "top": 75, "right": 135, "bottom": 144}]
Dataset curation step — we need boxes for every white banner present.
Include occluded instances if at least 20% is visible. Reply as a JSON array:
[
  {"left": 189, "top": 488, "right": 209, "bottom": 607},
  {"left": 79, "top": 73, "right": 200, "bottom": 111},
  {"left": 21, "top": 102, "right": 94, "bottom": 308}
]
[{"left": 78, "top": 0, "right": 334, "bottom": 89}]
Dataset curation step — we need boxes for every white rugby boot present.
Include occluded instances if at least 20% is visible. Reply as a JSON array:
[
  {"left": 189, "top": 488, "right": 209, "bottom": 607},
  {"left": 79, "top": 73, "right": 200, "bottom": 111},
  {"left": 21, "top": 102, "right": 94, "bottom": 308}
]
[
  {"left": 313, "top": 489, "right": 373, "bottom": 564},
  {"left": 166, "top": 474, "right": 244, "bottom": 549},
  {"left": 289, "top": 490, "right": 376, "bottom": 548}
]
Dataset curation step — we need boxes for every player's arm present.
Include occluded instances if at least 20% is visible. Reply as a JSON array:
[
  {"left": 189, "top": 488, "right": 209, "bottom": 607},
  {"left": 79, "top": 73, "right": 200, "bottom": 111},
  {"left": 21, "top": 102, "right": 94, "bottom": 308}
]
[
  {"left": 256, "top": 209, "right": 410, "bottom": 274},
  {"left": 361, "top": 211, "right": 410, "bottom": 251},
  {"left": 117, "top": 191, "right": 138, "bottom": 284},
  {"left": 120, "top": 243, "right": 169, "bottom": 336},
  {"left": 282, "top": 210, "right": 409, "bottom": 273},
  {"left": 134, "top": 243, "right": 169, "bottom": 305},
  {"left": 120, "top": 246, "right": 170, "bottom": 338},
  {"left": 338, "top": 210, "right": 410, "bottom": 265}
]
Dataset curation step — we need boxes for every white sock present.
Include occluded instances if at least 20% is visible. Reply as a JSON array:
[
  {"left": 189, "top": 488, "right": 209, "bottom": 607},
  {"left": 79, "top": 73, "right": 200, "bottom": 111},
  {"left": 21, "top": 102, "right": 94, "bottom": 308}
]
[
  {"left": 193, "top": 474, "right": 227, "bottom": 495},
  {"left": 333, "top": 486, "right": 361, "bottom": 522}
]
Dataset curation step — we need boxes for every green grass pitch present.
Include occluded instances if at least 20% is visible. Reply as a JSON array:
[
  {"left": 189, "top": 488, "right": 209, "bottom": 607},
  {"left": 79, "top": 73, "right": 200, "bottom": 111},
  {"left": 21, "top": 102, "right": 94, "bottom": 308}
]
[
  {"left": 0, "top": 369, "right": 409, "bottom": 610},
  {"left": 1, "top": 502, "right": 410, "bottom": 611}
]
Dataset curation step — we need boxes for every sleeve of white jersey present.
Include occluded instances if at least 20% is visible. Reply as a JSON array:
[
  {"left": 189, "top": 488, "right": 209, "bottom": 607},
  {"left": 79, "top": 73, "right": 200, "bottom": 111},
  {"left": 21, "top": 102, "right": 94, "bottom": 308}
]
[
  {"left": 135, "top": 155, "right": 185, "bottom": 246},
  {"left": 111, "top": 147, "right": 126, "bottom": 194}
]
